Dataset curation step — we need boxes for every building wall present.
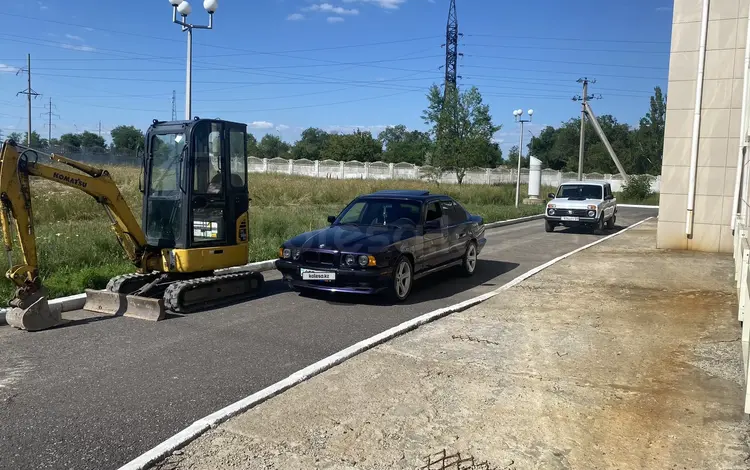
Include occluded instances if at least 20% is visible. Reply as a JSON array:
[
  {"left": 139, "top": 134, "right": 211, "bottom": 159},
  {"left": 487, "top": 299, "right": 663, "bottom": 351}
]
[{"left": 658, "top": 0, "right": 749, "bottom": 252}]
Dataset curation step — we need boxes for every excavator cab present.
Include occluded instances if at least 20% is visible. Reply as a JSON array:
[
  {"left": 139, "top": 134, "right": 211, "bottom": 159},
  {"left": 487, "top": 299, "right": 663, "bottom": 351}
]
[{"left": 142, "top": 118, "right": 250, "bottom": 270}]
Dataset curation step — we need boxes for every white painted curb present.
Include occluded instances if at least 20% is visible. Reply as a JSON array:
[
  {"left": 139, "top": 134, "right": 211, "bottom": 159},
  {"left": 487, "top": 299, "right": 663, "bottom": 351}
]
[
  {"left": 0, "top": 213, "right": 547, "bottom": 325},
  {"left": 618, "top": 204, "right": 659, "bottom": 209},
  {"left": 485, "top": 213, "right": 543, "bottom": 228},
  {"left": 118, "top": 216, "right": 654, "bottom": 470}
]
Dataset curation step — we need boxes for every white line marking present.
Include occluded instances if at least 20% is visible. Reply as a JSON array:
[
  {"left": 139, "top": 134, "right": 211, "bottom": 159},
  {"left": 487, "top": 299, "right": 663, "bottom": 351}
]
[{"left": 118, "top": 216, "right": 654, "bottom": 470}]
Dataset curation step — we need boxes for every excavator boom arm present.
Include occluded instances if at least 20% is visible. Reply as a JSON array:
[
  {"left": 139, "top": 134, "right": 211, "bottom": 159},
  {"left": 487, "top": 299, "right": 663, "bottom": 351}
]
[{"left": 0, "top": 140, "right": 147, "bottom": 294}]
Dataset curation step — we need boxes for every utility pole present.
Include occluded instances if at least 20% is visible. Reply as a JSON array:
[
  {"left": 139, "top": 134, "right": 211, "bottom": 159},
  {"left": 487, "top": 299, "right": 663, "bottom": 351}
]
[
  {"left": 572, "top": 78, "right": 628, "bottom": 180},
  {"left": 16, "top": 54, "right": 40, "bottom": 146},
  {"left": 573, "top": 78, "right": 597, "bottom": 180},
  {"left": 171, "top": 90, "right": 177, "bottom": 121},
  {"left": 41, "top": 97, "right": 59, "bottom": 144},
  {"left": 98, "top": 121, "right": 102, "bottom": 137}
]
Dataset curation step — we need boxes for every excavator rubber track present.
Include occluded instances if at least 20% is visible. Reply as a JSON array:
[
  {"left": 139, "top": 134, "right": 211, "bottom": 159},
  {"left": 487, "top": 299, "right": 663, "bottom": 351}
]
[
  {"left": 82, "top": 270, "right": 265, "bottom": 320},
  {"left": 163, "top": 271, "right": 265, "bottom": 313}
]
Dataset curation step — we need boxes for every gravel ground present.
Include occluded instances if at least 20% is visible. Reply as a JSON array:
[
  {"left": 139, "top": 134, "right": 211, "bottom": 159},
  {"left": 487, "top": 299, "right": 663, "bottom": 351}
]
[{"left": 155, "top": 219, "right": 750, "bottom": 470}]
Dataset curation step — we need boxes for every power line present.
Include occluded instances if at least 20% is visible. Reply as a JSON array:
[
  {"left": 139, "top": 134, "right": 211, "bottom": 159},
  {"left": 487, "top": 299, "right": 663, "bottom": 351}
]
[
  {"left": 466, "top": 54, "right": 667, "bottom": 70},
  {"left": 464, "top": 33, "right": 670, "bottom": 45},
  {"left": 0, "top": 13, "right": 441, "bottom": 57},
  {"left": 462, "top": 43, "right": 669, "bottom": 54}
]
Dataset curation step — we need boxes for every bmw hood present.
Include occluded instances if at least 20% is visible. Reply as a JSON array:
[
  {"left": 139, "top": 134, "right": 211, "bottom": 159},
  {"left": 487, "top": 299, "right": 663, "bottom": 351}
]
[{"left": 286, "top": 225, "right": 413, "bottom": 252}]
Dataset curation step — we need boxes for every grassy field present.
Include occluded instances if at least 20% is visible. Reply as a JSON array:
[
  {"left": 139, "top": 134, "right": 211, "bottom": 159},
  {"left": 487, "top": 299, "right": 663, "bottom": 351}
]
[{"left": 0, "top": 169, "right": 556, "bottom": 303}]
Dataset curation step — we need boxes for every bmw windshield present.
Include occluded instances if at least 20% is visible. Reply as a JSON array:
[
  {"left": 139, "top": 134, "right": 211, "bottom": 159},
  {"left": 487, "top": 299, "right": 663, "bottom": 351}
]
[{"left": 334, "top": 199, "right": 422, "bottom": 227}]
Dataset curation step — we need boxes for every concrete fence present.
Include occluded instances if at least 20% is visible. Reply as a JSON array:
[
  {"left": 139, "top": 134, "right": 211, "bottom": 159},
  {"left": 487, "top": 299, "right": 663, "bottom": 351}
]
[
  {"left": 247, "top": 156, "right": 662, "bottom": 192},
  {"left": 732, "top": 215, "right": 750, "bottom": 413}
]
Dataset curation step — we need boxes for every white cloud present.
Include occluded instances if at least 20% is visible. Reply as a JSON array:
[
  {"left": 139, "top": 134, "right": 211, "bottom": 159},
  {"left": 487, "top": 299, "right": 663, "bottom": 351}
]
[
  {"left": 276, "top": 124, "right": 290, "bottom": 131},
  {"left": 37, "top": 1, "right": 48, "bottom": 10},
  {"left": 287, "top": 13, "right": 305, "bottom": 20},
  {"left": 304, "top": 3, "right": 359, "bottom": 15},
  {"left": 65, "top": 34, "right": 84, "bottom": 41},
  {"left": 249, "top": 121, "right": 275, "bottom": 129},
  {"left": 327, "top": 16, "right": 345, "bottom": 23},
  {"left": 61, "top": 44, "right": 96, "bottom": 52},
  {"left": 0, "top": 64, "right": 19, "bottom": 73},
  {"left": 343, "top": 0, "right": 406, "bottom": 9},
  {"left": 84, "top": 27, "right": 95, "bottom": 32}
]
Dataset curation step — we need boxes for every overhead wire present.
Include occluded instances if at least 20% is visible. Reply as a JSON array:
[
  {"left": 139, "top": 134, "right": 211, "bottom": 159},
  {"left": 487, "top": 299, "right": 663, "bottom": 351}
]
[{"left": 0, "top": 12, "right": 669, "bottom": 122}]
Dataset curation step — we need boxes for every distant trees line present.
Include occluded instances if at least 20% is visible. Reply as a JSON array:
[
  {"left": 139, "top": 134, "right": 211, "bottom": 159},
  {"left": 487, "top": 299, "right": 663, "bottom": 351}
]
[{"left": 2, "top": 85, "right": 664, "bottom": 183}]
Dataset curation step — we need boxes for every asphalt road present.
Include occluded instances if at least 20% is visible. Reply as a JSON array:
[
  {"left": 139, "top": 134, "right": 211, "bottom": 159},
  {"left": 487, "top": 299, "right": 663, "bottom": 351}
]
[{"left": 0, "top": 207, "right": 657, "bottom": 470}]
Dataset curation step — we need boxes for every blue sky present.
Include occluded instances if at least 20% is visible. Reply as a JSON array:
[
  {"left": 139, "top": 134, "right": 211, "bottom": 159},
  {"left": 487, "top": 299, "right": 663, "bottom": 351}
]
[{"left": 0, "top": 0, "right": 673, "bottom": 154}]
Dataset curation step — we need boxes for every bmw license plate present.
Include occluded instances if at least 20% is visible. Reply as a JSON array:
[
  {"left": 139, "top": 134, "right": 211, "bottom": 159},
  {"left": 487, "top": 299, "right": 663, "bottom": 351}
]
[
  {"left": 561, "top": 216, "right": 579, "bottom": 221},
  {"left": 301, "top": 268, "right": 336, "bottom": 281}
]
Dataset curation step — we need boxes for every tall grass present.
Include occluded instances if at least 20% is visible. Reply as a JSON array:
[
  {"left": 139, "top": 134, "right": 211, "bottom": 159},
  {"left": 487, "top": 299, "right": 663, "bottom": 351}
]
[{"left": 0, "top": 169, "right": 552, "bottom": 303}]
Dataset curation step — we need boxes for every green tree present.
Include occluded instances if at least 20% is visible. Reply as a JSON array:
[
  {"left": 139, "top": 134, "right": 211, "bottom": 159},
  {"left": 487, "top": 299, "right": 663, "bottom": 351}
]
[
  {"left": 7, "top": 131, "right": 46, "bottom": 148},
  {"left": 633, "top": 86, "right": 666, "bottom": 175},
  {"left": 504, "top": 145, "right": 529, "bottom": 169},
  {"left": 422, "top": 84, "right": 500, "bottom": 184},
  {"left": 257, "top": 134, "right": 290, "bottom": 159},
  {"left": 246, "top": 133, "right": 259, "bottom": 156},
  {"left": 59, "top": 133, "right": 82, "bottom": 150},
  {"left": 377, "top": 125, "right": 432, "bottom": 165},
  {"left": 110, "top": 125, "right": 145, "bottom": 152},
  {"left": 291, "top": 127, "right": 330, "bottom": 161},
  {"left": 80, "top": 131, "right": 106, "bottom": 150},
  {"left": 321, "top": 129, "right": 382, "bottom": 162}
]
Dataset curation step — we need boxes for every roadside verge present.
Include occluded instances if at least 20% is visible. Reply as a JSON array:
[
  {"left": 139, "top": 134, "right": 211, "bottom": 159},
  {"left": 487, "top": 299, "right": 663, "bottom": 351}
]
[{"left": 118, "top": 216, "right": 654, "bottom": 470}]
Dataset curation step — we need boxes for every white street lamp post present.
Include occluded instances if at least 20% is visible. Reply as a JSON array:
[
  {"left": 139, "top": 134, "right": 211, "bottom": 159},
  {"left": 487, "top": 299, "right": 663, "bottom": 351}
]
[
  {"left": 513, "top": 108, "right": 533, "bottom": 208},
  {"left": 169, "top": 0, "right": 218, "bottom": 120}
]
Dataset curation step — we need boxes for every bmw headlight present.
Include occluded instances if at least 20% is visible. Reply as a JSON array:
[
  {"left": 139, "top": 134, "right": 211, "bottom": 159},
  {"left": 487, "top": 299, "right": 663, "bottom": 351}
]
[
  {"left": 345, "top": 254, "right": 356, "bottom": 266},
  {"left": 587, "top": 210, "right": 596, "bottom": 217},
  {"left": 358, "top": 255, "right": 369, "bottom": 267},
  {"left": 282, "top": 248, "right": 291, "bottom": 259},
  {"left": 547, "top": 208, "right": 555, "bottom": 216}
]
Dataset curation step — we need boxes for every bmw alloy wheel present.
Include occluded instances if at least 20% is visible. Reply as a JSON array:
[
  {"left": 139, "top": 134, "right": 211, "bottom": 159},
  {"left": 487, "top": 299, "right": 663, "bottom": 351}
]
[
  {"left": 393, "top": 258, "right": 413, "bottom": 301},
  {"left": 462, "top": 241, "right": 477, "bottom": 276}
]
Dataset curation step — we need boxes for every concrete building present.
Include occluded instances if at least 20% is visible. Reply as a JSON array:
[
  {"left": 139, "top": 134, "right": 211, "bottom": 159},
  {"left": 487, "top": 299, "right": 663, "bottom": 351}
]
[{"left": 658, "top": 0, "right": 750, "bottom": 252}]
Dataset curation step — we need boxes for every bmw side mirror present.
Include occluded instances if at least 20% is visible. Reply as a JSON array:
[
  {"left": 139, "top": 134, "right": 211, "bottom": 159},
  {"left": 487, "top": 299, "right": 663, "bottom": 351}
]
[
  {"left": 327, "top": 215, "right": 336, "bottom": 224},
  {"left": 547, "top": 192, "right": 556, "bottom": 199}
]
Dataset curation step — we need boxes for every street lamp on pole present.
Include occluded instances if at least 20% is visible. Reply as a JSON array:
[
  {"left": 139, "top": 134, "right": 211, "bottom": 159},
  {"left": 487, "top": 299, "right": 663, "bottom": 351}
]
[
  {"left": 169, "top": 0, "right": 218, "bottom": 121},
  {"left": 513, "top": 108, "right": 533, "bottom": 208}
]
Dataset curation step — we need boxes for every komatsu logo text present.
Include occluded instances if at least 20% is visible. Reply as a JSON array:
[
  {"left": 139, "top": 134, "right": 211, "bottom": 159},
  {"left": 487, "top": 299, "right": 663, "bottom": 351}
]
[{"left": 53, "top": 172, "right": 88, "bottom": 188}]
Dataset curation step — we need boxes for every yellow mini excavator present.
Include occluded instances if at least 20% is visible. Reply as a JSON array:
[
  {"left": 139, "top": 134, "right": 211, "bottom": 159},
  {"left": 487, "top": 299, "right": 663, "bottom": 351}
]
[{"left": 0, "top": 117, "right": 264, "bottom": 331}]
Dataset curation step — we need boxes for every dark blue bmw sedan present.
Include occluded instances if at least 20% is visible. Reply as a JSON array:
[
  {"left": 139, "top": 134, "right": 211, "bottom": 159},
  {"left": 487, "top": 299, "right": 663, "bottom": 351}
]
[{"left": 275, "top": 189, "right": 486, "bottom": 302}]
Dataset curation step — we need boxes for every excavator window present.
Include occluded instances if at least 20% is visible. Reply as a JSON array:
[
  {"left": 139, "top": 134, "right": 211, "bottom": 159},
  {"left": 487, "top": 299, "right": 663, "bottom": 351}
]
[
  {"left": 229, "top": 128, "right": 247, "bottom": 189},
  {"left": 150, "top": 133, "right": 185, "bottom": 194},
  {"left": 192, "top": 123, "right": 226, "bottom": 243}
]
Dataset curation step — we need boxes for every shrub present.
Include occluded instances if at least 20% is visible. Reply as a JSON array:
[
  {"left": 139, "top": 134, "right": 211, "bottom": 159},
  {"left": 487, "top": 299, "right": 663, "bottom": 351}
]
[{"left": 621, "top": 175, "right": 654, "bottom": 202}]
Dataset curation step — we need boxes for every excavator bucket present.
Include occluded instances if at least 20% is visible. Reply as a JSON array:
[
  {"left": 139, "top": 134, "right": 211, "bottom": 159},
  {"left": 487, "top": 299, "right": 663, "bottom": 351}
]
[
  {"left": 5, "top": 295, "right": 65, "bottom": 331},
  {"left": 83, "top": 289, "right": 166, "bottom": 322}
]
